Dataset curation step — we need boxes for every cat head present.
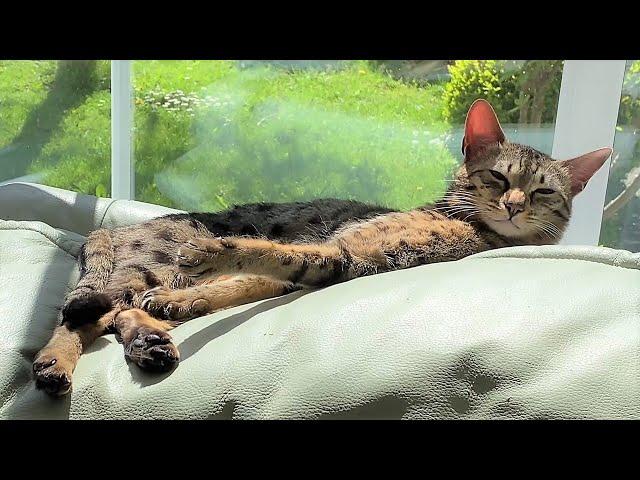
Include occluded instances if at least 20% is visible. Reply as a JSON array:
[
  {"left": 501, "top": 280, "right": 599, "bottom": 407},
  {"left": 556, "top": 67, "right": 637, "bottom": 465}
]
[{"left": 451, "top": 99, "right": 611, "bottom": 243}]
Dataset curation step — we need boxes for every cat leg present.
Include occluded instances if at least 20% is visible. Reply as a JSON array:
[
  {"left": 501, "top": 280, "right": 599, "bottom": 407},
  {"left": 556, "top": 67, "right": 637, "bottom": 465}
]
[
  {"left": 112, "top": 308, "right": 179, "bottom": 372},
  {"left": 175, "top": 236, "right": 360, "bottom": 286},
  {"left": 33, "top": 309, "right": 118, "bottom": 396},
  {"left": 117, "top": 274, "right": 297, "bottom": 372},
  {"left": 140, "top": 274, "right": 300, "bottom": 321}
]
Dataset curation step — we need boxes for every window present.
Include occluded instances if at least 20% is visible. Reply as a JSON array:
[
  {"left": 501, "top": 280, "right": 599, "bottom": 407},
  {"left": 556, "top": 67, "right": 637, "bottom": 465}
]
[
  {"left": 0, "top": 60, "right": 111, "bottom": 195},
  {"left": 130, "top": 60, "right": 562, "bottom": 212},
  {"left": 600, "top": 60, "right": 640, "bottom": 252},
  {"left": 14, "top": 60, "right": 636, "bottom": 249}
]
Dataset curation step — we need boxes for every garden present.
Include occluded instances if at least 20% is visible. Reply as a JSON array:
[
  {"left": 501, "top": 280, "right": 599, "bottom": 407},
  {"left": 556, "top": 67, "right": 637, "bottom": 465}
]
[{"left": 0, "top": 60, "right": 637, "bottom": 248}]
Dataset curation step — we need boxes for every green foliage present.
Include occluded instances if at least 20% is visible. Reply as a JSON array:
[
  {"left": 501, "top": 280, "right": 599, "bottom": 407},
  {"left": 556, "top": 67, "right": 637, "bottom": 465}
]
[
  {"left": 618, "top": 60, "right": 640, "bottom": 127},
  {"left": 133, "top": 62, "right": 455, "bottom": 210},
  {"left": 54, "top": 60, "right": 111, "bottom": 95},
  {"left": 443, "top": 60, "right": 563, "bottom": 125},
  {"left": 2, "top": 60, "right": 457, "bottom": 211},
  {"left": 134, "top": 60, "right": 235, "bottom": 93},
  {"left": 29, "top": 91, "right": 111, "bottom": 197},
  {"left": 0, "top": 61, "right": 56, "bottom": 145},
  {"left": 444, "top": 60, "right": 515, "bottom": 123}
]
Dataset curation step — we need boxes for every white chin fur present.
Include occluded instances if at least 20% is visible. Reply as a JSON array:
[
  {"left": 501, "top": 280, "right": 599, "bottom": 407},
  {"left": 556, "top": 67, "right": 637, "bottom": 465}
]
[{"left": 484, "top": 217, "right": 529, "bottom": 238}]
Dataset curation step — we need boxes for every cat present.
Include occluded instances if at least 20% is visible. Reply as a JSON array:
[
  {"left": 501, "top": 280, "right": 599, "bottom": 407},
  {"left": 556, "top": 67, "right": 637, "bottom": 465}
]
[{"left": 32, "top": 99, "right": 611, "bottom": 396}]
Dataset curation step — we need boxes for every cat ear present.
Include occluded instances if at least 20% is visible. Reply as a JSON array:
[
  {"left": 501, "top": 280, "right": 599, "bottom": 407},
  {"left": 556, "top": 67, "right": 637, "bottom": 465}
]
[
  {"left": 462, "top": 99, "right": 506, "bottom": 161},
  {"left": 560, "top": 147, "right": 612, "bottom": 196}
]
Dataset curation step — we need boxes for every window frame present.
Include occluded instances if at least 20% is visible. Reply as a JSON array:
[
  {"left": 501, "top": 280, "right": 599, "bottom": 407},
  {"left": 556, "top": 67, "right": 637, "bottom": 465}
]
[
  {"left": 111, "top": 60, "right": 134, "bottom": 200},
  {"left": 553, "top": 60, "right": 627, "bottom": 246}
]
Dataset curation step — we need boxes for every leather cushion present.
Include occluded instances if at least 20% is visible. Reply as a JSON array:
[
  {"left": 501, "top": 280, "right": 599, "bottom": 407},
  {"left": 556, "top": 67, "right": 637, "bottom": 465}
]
[{"left": 1, "top": 218, "right": 638, "bottom": 419}]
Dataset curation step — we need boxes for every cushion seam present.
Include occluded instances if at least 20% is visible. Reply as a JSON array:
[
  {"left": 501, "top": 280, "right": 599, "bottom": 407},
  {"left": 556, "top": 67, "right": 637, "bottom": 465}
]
[{"left": 97, "top": 198, "right": 118, "bottom": 228}]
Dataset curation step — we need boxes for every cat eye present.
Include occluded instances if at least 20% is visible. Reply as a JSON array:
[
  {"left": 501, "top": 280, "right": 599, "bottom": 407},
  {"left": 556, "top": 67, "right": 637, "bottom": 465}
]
[
  {"left": 534, "top": 188, "right": 555, "bottom": 195},
  {"left": 488, "top": 170, "right": 509, "bottom": 185}
]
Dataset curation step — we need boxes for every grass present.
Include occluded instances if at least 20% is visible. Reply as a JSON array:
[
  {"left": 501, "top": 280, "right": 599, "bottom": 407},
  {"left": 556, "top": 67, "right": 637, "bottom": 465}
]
[
  {"left": 132, "top": 61, "right": 455, "bottom": 210},
  {"left": 0, "top": 61, "right": 55, "bottom": 145},
  {"left": 1, "top": 60, "right": 456, "bottom": 211}
]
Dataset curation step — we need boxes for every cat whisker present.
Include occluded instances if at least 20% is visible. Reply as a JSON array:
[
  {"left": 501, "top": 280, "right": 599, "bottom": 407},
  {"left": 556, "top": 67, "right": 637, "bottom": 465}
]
[
  {"left": 441, "top": 189, "right": 477, "bottom": 196},
  {"left": 460, "top": 212, "right": 481, "bottom": 222},
  {"left": 533, "top": 225, "right": 555, "bottom": 239},
  {"left": 531, "top": 217, "right": 562, "bottom": 235},
  {"left": 435, "top": 203, "right": 479, "bottom": 211},
  {"left": 529, "top": 218, "right": 561, "bottom": 239},
  {"left": 436, "top": 201, "right": 479, "bottom": 208},
  {"left": 436, "top": 197, "right": 478, "bottom": 206},
  {"left": 442, "top": 192, "right": 477, "bottom": 200},
  {"left": 434, "top": 205, "right": 479, "bottom": 215},
  {"left": 437, "top": 207, "right": 481, "bottom": 220},
  {"left": 445, "top": 210, "right": 481, "bottom": 219}
]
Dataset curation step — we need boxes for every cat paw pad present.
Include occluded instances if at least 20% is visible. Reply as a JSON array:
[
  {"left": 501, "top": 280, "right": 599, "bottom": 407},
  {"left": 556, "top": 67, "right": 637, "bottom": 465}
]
[
  {"left": 123, "top": 327, "right": 179, "bottom": 372},
  {"left": 33, "top": 355, "right": 72, "bottom": 396}
]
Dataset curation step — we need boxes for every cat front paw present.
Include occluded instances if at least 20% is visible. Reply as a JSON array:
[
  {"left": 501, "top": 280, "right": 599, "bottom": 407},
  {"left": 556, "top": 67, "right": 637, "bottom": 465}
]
[
  {"left": 141, "top": 286, "right": 211, "bottom": 321},
  {"left": 176, "top": 237, "right": 237, "bottom": 275},
  {"left": 122, "top": 326, "right": 179, "bottom": 372},
  {"left": 33, "top": 352, "right": 73, "bottom": 396}
]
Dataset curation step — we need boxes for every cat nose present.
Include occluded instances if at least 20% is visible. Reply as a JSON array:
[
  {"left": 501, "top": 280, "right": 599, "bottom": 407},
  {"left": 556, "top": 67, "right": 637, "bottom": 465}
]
[
  {"left": 504, "top": 189, "right": 526, "bottom": 218},
  {"left": 505, "top": 202, "right": 524, "bottom": 218}
]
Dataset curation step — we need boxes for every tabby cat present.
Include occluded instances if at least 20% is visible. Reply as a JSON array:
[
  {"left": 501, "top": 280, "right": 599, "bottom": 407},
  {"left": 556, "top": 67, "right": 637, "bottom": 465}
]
[{"left": 33, "top": 99, "right": 611, "bottom": 396}]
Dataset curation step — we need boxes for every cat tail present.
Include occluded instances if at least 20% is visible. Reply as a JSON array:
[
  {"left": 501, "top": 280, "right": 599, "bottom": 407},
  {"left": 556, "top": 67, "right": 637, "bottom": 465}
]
[{"left": 60, "top": 229, "right": 115, "bottom": 327}]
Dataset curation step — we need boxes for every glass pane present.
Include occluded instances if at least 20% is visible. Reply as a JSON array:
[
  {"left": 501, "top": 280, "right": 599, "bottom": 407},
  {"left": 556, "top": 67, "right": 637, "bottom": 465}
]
[
  {"left": 0, "top": 60, "right": 111, "bottom": 197},
  {"left": 131, "top": 60, "right": 562, "bottom": 211},
  {"left": 600, "top": 60, "right": 640, "bottom": 252}
]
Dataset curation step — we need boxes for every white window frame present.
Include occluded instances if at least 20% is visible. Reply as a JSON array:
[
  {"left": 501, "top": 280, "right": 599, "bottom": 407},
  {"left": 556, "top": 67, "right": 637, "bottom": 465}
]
[
  {"left": 109, "top": 60, "right": 629, "bottom": 245},
  {"left": 553, "top": 60, "right": 627, "bottom": 245},
  {"left": 111, "top": 60, "right": 134, "bottom": 200}
]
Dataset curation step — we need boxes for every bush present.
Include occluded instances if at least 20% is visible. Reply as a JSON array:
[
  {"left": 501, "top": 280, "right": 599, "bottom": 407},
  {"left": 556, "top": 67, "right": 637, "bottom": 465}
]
[{"left": 443, "top": 60, "right": 563, "bottom": 125}]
